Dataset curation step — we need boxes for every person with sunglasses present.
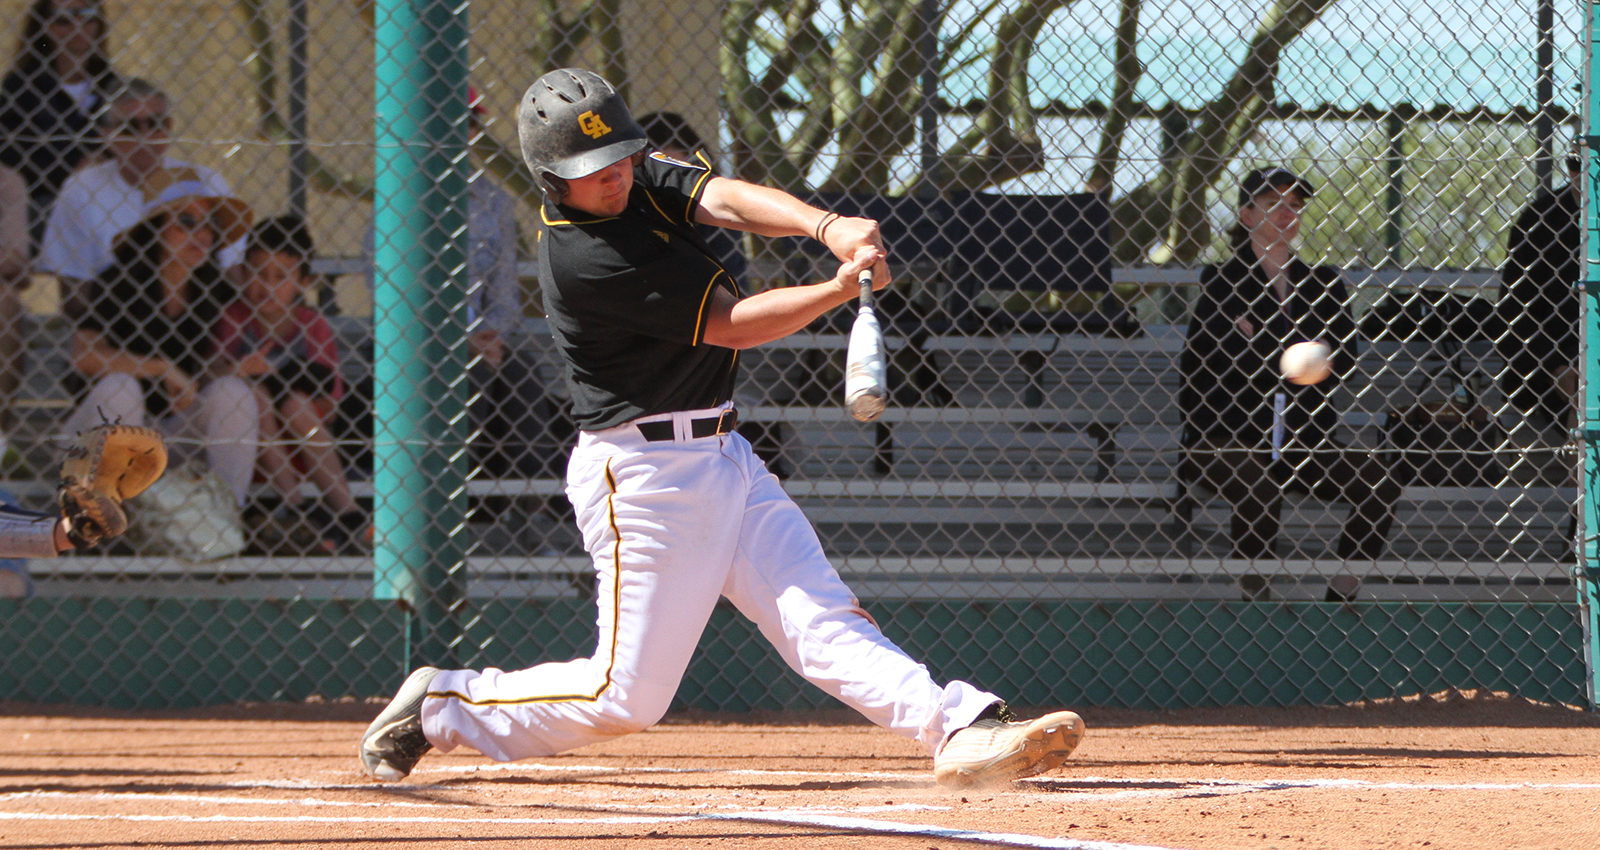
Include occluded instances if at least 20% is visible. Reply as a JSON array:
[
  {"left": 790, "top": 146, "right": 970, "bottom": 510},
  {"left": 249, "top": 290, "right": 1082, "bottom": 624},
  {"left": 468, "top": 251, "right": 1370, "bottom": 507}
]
[
  {"left": 62, "top": 189, "right": 259, "bottom": 512},
  {"left": 38, "top": 77, "right": 242, "bottom": 319},
  {"left": 0, "top": 0, "right": 121, "bottom": 249}
]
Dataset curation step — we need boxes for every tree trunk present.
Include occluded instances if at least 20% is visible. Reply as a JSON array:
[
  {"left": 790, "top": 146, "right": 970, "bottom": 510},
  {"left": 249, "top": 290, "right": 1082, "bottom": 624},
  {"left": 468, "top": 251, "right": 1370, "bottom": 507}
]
[
  {"left": 1112, "top": 0, "right": 1336, "bottom": 264},
  {"left": 236, "top": 0, "right": 372, "bottom": 201},
  {"left": 1162, "top": 0, "right": 1338, "bottom": 263},
  {"left": 915, "top": 0, "right": 1071, "bottom": 194},
  {"left": 1087, "top": 0, "right": 1144, "bottom": 194}
]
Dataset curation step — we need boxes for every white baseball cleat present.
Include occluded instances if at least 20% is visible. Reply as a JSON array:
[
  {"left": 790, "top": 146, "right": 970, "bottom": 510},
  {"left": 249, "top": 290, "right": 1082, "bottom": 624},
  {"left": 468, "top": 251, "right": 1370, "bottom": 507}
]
[
  {"left": 933, "top": 703, "right": 1085, "bottom": 788},
  {"left": 359, "top": 666, "right": 441, "bottom": 781}
]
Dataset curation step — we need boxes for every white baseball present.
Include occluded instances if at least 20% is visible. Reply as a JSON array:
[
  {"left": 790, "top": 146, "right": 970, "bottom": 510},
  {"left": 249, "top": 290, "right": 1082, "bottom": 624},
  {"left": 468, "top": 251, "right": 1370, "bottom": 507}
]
[{"left": 1279, "top": 341, "right": 1332, "bottom": 385}]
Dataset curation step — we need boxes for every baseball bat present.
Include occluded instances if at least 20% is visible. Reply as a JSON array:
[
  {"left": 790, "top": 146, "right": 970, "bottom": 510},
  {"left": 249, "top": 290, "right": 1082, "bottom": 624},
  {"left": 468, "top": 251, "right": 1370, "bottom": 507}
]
[{"left": 844, "top": 268, "right": 888, "bottom": 422}]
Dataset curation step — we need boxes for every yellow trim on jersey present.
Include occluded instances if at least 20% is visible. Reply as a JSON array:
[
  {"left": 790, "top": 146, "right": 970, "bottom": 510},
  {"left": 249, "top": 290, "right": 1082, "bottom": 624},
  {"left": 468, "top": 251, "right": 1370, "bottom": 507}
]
[
  {"left": 692, "top": 269, "right": 726, "bottom": 345},
  {"left": 687, "top": 151, "right": 716, "bottom": 220},
  {"left": 425, "top": 459, "right": 625, "bottom": 708},
  {"left": 541, "top": 205, "right": 621, "bottom": 227}
]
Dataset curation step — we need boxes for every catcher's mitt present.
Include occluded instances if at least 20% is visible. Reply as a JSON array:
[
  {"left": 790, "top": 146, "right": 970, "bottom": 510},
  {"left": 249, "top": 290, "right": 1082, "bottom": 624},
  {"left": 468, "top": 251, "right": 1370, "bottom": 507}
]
[{"left": 57, "top": 423, "right": 168, "bottom": 548}]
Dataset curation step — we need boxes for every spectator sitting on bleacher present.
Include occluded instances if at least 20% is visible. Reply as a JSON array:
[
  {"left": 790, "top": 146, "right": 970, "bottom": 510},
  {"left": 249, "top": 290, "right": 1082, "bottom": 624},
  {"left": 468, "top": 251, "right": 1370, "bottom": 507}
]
[
  {"left": 37, "top": 77, "right": 243, "bottom": 319},
  {"left": 1497, "top": 152, "right": 1580, "bottom": 454},
  {"left": 1177, "top": 167, "right": 1401, "bottom": 602},
  {"left": 62, "top": 189, "right": 259, "bottom": 508},
  {"left": 0, "top": 163, "right": 29, "bottom": 473},
  {"left": 0, "top": 0, "right": 121, "bottom": 248},
  {"left": 216, "top": 216, "right": 367, "bottom": 556}
]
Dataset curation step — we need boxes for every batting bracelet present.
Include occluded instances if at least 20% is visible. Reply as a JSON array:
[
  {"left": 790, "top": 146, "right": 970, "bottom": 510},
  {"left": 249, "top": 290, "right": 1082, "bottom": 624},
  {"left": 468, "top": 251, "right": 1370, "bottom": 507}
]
[{"left": 814, "top": 212, "right": 839, "bottom": 241}]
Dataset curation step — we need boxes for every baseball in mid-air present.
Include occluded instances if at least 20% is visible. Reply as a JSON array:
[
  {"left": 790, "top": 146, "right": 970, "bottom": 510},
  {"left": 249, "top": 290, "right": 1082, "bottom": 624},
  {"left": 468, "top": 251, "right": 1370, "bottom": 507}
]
[{"left": 1279, "top": 340, "right": 1332, "bottom": 385}]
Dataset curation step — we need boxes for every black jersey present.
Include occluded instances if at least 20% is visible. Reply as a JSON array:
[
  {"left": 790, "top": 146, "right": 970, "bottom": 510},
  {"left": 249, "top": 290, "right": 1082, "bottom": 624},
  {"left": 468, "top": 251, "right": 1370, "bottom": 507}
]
[{"left": 538, "top": 152, "right": 741, "bottom": 431}]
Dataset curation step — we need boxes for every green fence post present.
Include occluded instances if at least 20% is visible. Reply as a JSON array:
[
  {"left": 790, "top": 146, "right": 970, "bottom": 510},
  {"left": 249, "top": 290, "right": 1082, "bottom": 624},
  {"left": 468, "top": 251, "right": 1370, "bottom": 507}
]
[
  {"left": 371, "top": 0, "right": 470, "bottom": 668},
  {"left": 1579, "top": 0, "right": 1600, "bottom": 711}
]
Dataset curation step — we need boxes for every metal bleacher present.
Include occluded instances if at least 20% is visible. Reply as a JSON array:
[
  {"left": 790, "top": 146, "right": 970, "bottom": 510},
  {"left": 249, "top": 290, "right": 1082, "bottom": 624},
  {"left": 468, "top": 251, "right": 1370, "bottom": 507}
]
[{"left": 16, "top": 265, "right": 1579, "bottom": 603}]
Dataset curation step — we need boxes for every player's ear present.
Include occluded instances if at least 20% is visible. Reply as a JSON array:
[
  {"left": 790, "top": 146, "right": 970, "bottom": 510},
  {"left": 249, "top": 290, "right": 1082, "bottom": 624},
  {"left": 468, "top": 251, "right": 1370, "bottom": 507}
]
[{"left": 540, "top": 173, "right": 569, "bottom": 203}]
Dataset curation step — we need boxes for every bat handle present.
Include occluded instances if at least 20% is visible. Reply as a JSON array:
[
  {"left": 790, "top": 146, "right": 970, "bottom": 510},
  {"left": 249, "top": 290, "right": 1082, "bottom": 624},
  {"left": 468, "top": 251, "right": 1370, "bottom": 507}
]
[{"left": 858, "top": 269, "right": 874, "bottom": 307}]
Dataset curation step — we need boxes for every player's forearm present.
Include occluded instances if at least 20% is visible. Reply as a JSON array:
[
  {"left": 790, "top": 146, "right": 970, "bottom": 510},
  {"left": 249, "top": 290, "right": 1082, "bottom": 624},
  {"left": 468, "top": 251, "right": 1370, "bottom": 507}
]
[
  {"left": 696, "top": 177, "right": 825, "bottom": 239},
  {"left": 702, "top": 280, "right": 852, "bottom": 350},
  {"left": 0, "top": 507, "right": 64, "bottom": 558}
]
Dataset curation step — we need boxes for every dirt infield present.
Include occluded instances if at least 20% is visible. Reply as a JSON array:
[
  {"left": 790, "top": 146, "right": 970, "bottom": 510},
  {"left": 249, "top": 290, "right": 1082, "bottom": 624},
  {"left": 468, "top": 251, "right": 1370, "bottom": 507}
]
[{"left": 2, "top": 690, "right": 1598, "bottom": 850}]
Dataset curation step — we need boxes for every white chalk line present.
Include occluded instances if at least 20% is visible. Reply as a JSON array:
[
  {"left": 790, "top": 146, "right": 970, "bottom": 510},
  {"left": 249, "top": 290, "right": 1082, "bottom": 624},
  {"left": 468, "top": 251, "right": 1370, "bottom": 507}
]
[
  {"left": 0, "top": 790, "right": 455, "bottom": 809},
  {"left": 8, "top": 774, "right": 1598, "bottom": 850},
  {"left": 1026, "top": 776, "right": 1600, "bottom": 799},
  {"left": 0, "top": 811, "right": 686, "bottom": 826},
  {"left": 417, "top": 763, "right": 1600, "bottom": 798},
  {"left": 702, "top": 811, "right": 1179, "bottom": 850},
  {"left": 0, "top": 809, "right": 1178, "bottom": 850},
  {"left": 144, "top": 768, "right": 1600, "bottom": 803},
  {"left": 0, "top": 789, "right": 944, "bottom": 816}
]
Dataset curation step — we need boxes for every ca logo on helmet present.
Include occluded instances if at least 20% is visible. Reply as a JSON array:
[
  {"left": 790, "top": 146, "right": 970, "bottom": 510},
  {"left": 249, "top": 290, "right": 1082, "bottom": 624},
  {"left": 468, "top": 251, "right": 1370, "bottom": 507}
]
[{"left": 578, "top": 111, "right": 612, "bottom": 139}]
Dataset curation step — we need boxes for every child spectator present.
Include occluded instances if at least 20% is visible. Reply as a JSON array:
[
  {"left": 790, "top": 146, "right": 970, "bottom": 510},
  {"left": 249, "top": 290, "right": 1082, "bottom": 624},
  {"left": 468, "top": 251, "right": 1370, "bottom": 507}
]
[{"left": 216, "top": 215, "right": 367, "bottom": 555}]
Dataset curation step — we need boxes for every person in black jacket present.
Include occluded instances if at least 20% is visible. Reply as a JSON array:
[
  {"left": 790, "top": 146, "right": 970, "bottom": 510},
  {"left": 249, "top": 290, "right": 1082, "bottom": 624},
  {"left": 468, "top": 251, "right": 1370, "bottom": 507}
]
[
  {"left": 1497, "top": 155, "right": 1579, "bottom": 435},
  {"left": 0, "top": 0, "right": 121, "bottom": 248},
  {"left": 1178, "top": 167, "right": 1401, "bottom": 598}
]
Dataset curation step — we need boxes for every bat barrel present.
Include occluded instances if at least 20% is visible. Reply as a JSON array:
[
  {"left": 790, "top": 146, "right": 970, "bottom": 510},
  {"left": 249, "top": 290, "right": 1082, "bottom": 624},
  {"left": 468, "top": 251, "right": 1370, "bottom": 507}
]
[{"left": 844, "top": 268, "right": 887, "bottom": 422}]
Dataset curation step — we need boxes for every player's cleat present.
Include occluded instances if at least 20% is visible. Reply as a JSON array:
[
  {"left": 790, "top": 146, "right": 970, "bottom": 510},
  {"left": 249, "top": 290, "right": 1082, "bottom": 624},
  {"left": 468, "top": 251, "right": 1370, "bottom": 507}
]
[
  {"left": 933, "top": 702, "right": 1085, "bottom": 789},
  {"left": 359, "top": 666, "right": 441, "bottom": 781}
]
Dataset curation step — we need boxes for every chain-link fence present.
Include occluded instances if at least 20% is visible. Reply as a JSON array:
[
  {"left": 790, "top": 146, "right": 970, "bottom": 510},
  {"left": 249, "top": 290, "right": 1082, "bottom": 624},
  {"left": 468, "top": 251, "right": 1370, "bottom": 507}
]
[{"left": 0, "top": 0, "right": 1594, "bottom": 710}]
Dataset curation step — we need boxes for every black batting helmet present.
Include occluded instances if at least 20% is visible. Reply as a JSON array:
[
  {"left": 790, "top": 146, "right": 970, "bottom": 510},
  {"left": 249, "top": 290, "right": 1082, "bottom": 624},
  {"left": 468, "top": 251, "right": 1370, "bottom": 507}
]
[{"left": 517, "top": 68, "right": 647, "bottom": 198}]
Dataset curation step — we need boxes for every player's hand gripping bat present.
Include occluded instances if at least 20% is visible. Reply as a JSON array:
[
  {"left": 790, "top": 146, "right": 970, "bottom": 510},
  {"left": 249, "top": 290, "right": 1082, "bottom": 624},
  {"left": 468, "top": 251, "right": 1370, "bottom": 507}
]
[{"left": 844, "top": 269, "right": 887, "bottom": 422}]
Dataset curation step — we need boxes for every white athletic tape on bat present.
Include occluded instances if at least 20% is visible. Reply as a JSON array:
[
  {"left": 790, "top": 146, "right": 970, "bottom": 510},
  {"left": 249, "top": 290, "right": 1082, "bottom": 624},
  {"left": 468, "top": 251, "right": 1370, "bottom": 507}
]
[{"left": 844, "top": 304, "right": 887, "bottom": 421}]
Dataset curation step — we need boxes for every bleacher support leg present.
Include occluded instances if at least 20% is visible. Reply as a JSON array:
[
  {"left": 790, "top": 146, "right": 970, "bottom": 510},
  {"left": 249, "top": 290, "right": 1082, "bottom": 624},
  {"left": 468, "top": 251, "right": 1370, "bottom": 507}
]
[
  {"left": 1020, "top": 349, "right": 1046, "bottom": 407},
  {"left": 874, "top": 422, "right": 894, "bottom": 475}
]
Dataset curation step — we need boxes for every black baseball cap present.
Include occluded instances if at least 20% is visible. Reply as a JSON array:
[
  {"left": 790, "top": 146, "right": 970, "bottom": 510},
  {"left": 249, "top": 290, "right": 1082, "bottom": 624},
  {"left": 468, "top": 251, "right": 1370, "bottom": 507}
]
[{"left": 1239, "top": 167, "right": 1316, "bottom": 208}]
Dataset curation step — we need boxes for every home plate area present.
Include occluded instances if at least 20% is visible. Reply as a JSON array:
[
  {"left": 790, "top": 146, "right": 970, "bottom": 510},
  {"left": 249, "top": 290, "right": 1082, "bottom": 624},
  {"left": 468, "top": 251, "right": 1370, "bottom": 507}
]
[{"left": 1, "top": 694, "right": 1598, "bottom": 849}]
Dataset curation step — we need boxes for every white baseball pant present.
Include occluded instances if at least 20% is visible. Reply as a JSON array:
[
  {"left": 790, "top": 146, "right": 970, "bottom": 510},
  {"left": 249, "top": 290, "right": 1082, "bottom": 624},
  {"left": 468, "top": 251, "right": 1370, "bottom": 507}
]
[{"left": 423, "top": 405, "right": 999, "bottom": 761}]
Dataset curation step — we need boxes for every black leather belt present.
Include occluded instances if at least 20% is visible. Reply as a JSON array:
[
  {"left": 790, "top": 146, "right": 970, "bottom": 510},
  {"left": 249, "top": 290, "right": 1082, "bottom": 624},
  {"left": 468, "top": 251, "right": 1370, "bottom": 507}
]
[{"left": 636, "top": 409, "right": 738, "bottom": 442}]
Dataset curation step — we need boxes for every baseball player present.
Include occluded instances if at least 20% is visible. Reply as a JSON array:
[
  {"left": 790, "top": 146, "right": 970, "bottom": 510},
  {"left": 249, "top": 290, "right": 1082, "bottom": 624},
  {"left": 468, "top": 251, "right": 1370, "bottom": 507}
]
[
  {"left": 0, "top": 423, "right": 167, "bottom": 558},
  {"left": 359, "top": 68, "right": 1085, "bottom": 789}
]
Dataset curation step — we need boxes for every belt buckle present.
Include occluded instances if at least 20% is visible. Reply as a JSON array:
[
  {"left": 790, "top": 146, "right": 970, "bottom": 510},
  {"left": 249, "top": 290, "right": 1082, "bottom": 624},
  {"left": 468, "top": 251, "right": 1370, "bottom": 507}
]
[{"left": 717, "top": 408, "right": 737, "bottom": 435}]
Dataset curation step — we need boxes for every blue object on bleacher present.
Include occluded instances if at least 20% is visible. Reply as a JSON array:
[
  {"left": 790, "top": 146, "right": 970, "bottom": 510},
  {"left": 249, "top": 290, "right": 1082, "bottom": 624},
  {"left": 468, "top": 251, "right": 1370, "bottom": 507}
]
[{"left": 0, "top": 487, "right": 35, "bottom": 598}]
